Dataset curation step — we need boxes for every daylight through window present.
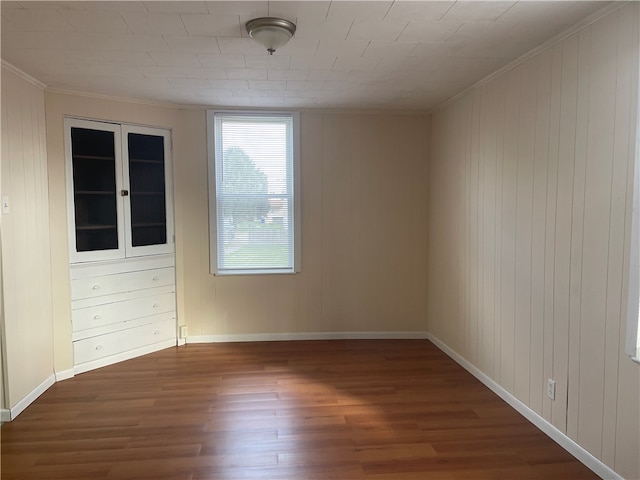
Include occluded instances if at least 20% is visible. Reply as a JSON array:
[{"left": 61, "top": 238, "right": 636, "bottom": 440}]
[{"left": 207, "top": 111, "right": 300, "bottom": 275}]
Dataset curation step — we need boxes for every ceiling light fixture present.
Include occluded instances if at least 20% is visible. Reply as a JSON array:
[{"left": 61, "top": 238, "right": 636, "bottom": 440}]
[{"left": 246, "top": 17, "right": 296, "bottom": 55}]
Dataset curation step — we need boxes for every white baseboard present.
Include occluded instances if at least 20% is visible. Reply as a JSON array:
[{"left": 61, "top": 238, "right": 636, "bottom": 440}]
[
  {"left": 3, "top": 340, "right": 178, "bottom": 422},
  {"left": 55, "top": 368, "right": 75, "bottom": 381},
  {"left": 426, "top": 333, "right": 622, "bottom": 480},
  {"left": 7, "top": 374, "right": 56, "bottom": 421},
  {"left": 186, "top": 331, "right": 429, "bottom": 344}
]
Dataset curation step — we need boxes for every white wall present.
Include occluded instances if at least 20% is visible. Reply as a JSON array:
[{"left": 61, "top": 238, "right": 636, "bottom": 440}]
[
  {"left": 0, "top": 64, "right": 54, "bottom": 412},
  {"left": 427, "top": 4, "right": 640, "bottom": 479}
]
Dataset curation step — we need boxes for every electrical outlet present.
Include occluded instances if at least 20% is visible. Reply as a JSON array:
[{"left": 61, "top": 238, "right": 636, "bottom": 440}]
[
  {"left": 179, "top": 325, "right": 188, "bottom": 339},
  {"left": 547, "top": 379, "right": 556, "bottom": 400}
]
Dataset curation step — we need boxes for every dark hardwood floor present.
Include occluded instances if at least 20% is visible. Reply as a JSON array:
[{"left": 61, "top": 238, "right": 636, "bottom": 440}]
[{"left": 1, "top": 340, "right": 598, "bottom": 479}]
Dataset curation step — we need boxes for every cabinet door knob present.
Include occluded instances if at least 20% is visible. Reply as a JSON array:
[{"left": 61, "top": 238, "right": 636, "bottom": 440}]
[
  {"left": 152, "top": 276, "right": 159, "bottom": 281},
  {"left": 95, "top": 345, "right": 103, "bottom": 351},
  {"left": 92, "top": 284, "right": 100, "bottom": 290},
  {"left": 93, "top": 315, "right": 101, "bottom": 320},
  {"left": 152, "top": 303, "right": 159, "bottom": 308},
  {"left": 154, "top": 330, "right": 160, "bottom": 335}
]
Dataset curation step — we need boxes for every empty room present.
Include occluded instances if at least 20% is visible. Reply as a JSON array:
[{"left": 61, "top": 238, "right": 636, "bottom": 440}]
[{"left": 1, "top": 1, "right": 639, "bottom": 479}]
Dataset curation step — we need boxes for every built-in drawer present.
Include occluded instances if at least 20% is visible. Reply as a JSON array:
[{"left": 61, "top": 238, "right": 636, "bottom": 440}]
[
  {"left": 70, "top": 255, "right": 174, "bottom": 280},
  {"left": 72, "top": 292, "right": 175, "bottom": 333},
  {"left": 71, "top": 267, "right": 175, "bottom": 301},
  {"left": 73, "top": 317, "right": 176, "bottom": 365},
  {"left": 72, "top": 312, "right": 176, "bottom": 342}
]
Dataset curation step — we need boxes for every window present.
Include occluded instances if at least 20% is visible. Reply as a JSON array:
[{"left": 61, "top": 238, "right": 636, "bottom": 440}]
[
  {"left": 207, "top": 111, "right": 300, "bottom": 275},
  {"left": 627, "top": 100, "right": 640, "bottom": 363},
  {"left": 627, "top": 68, "right": 640, "bottom": 364},
  {"left": 626, "top": 193, "right": 640, "bottom": 363}
]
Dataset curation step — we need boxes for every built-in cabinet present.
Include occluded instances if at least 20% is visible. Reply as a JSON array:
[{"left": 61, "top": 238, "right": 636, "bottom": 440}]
[
  {"left": 66, "top": 119, "right": 174, "bottom": 262},
  {"left": 65, "top": 118, "right": 176, "bottom": 373}
]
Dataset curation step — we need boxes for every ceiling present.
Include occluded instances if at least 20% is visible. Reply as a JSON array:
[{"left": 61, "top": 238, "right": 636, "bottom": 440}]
[{"left": 1, "top": 1, "right": 612, "bottom": 111}]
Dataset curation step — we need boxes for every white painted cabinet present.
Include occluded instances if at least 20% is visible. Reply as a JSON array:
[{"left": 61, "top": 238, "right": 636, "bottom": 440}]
[{"left": 65, "top": 118, "right": 177, "bottom": 373}]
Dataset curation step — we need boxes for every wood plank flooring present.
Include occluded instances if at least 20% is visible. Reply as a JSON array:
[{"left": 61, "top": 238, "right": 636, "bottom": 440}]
[{"left": 1, "top": 340, "right": 599, "bottom": 479}]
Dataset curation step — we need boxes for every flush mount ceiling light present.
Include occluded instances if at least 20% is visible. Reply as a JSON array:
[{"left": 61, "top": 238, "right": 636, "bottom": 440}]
[{"left": 246, "top": 17, "right": 296, "bottom": 55}]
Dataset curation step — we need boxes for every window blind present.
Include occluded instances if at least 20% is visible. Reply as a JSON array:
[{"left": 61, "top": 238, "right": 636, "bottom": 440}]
[{"left": 211, "top": 113, "right": 297, "bottom": 274}]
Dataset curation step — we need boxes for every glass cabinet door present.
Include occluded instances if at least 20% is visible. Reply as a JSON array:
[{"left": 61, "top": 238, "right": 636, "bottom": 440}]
[
  {"left": 123, "top": 125, "right": 173, "bottom": 257},
  {"left": 127, "top": 133, "right": 167, "bottom": 246},
  {"left": 66, "top": 119, "right": 173, "bottom": 262},
  {"left": 66, "top": 119, "right": 126, "bottom": 262}
]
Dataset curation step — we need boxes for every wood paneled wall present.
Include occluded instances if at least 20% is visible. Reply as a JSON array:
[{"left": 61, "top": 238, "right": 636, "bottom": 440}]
[
  {"left": 427, "top": 4, "right": 639, "bottom": 479},
  {"left": 0, "top": 66, "right": 54, "bottom": 409},
  {"left": 178, "top": 111, "right": 430, "bottom": 338}
]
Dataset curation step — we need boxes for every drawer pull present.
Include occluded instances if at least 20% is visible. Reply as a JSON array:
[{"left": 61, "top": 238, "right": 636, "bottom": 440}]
[
  {"left": 154, "top": 330, "right": 161, "bottom": 335},
  {"left": 95, "top": 344, "right": 103, "bottom": 351},
  {"left": 92, "top": 284, "right": 101, "bottom": 290},
  {"left": 93, "top": 315, "right": 101, "bottom": 320},
  {"left": 152, "top": 303, "right": 159, "bottom": 308},
  {"left": 152, "top": 276, "right": 160, "bottom": 281}
]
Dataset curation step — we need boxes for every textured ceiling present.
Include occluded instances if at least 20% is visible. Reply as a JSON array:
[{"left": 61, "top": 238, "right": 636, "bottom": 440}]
[{"left": 1, "top": 1, "right": 612, "bottom": 111}]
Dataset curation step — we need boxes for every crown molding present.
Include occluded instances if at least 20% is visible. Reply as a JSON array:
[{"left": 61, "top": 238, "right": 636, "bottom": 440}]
[
  {"left": 429, "top": 1, "right": 629, "bottom": 115},
  {"left": 44, "top": 86, "right": 182, "bottom": 110},
  {"left": 1, "top": 60, "right": 47, "bottom": 90}
]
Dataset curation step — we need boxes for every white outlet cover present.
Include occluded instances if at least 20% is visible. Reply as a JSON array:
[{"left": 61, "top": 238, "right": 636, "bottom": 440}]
[{"left": 547, "top": 379, "right": 556, "bottom": 400}]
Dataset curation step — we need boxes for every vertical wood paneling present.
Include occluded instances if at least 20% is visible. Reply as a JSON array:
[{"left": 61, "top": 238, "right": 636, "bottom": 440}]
[
  {"left": 542, "top": 43, "right": 563, "bottom": 423},
  {"left": 173, "top": 109, "right": 207, "bottom": 338},
  {"left": 187, "top": 111, "right": 429, "bottom": 339},
  {"left": 613, "top": 8, "right": 640, "bottom": 477},
  {"left": 469, "top": 90, "right": 481, "bottom": 365},
  {"left": 566, "top": 26, "right": 591, "bottom": 441},
  {"left": 514, "top": 58, "right": 537, "bottom": 403},
  {"left": 183, "top": 114, "right": 429, "bottom": 339},
  {"left": 481, "top": 83, "right": 497, "bottom": 376},
  {"left": 1, "top": 67, "right": 54, "bottom": 409},
  {"left": 458, "top": 100, "right": 470, "bottom": 354},
  {"left": 530, "top": 49, "right": 553, "bottom": 416},
  {"left": 299, "top": 113, "right": 323, "bottom": 332},
  {"left": 351, "top": 117, "right": 368, "bottom": 331},
  {"left": 454, "top": 104, "right": 465, "bottom": 351},
  {"left": 476, "top": 86, "right": 486, "bottom": 372},
  {"left": 494, "top": 75, "right": 507, "bottom": 381},
  {"left": 577, "top": 13, "right": 618, "bottom": 455},
  {"left": 552, "top": 34, "right": 579, "bottom": 432},
  {"left": 428, "top": 4, "right": 639, "bottom": 479},
  {"left": 321, "top": 115, "right": 352, "bottom": 331},
  {"left": 601, "top": 8, "right": 635, "bottom": 466},
  {"left": 500, "top": 65, "right": 522, "bottom": 393}
]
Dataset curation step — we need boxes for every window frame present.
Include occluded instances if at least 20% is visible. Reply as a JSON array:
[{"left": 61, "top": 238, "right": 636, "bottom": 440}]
[
  {"left": 626, "top": 39, "right": 640, "bottom": 364},
  {"left": 626, "top": 160, "right": 640, "bottom": 363},
  {"left": 206, "top": 110, "right": 301, "bottom": 276}
]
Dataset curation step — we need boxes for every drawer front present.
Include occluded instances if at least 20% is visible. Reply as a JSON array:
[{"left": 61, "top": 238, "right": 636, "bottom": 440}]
[
  {"left": 70, "top": 255, "right": 174, "bottom": 280},
  {"left": 72, "top": 292, "right": 175, "bottom": 332},
  {"left": 73, "top": 318, "right": 176, "bottom": 365},
  {"left": 71, "top": 284, "right": 174, "bottom": 310},
  {"left": 71, "top": 267, "right": 175, "bottom": 300},
  {"left": 72, "top": 311, "right": 175, "bottom": 342}
]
